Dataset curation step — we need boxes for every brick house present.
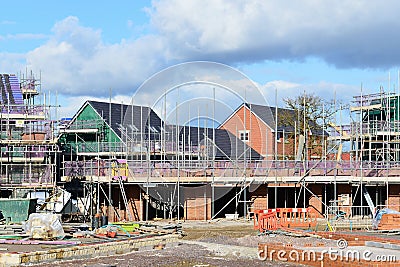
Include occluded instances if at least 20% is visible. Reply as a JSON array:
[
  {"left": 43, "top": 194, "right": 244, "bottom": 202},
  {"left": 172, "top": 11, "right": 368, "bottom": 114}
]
[
  {"left": 219, "top": 103, "right": 327, "bottom": 160},
  {"left": 219, "top": 103, "right": 298, "bottom": 160}
]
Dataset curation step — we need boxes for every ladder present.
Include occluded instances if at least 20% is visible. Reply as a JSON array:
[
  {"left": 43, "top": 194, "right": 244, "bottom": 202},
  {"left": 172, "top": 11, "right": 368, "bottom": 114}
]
[
  {"left": 362, "top": 186, "right": 375, "bottom": 217},
  {"left": 117, "top": 176, "right": 134, "bottom": 221}
]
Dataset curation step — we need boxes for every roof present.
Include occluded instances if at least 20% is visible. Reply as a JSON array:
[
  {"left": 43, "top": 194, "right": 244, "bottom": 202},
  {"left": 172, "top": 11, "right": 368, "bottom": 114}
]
[
  {"left": 174, "top": 125, "right": 262, "bottom": 160},
  {"left": 222, "top": 103, "right": 327, "bottom": 136},
  {"left": 246, "top": 103, "right": 296, "bottom": 132},
  {"left": 87, "top": 100, "right": 162, "bottom": 138},
  {"left": 0, "top": 74, "right": 23, "bottom": 107}
]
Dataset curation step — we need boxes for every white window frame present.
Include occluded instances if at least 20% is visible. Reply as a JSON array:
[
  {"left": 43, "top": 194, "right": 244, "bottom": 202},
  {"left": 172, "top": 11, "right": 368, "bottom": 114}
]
[
  {"left": 276, "top": 131, "right": 283, "bottom": 142},
  {"left": 239, "top": 130, "right": 250, "bottom": 142}
]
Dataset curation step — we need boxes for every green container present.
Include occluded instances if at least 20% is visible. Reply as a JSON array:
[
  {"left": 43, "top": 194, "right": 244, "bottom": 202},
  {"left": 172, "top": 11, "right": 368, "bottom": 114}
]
[
  {"left": 0, "top": 198, "right": 37, "bottom": 223},
  {"left": 110, "top": 222, "right": 140, "bottom": 232}
]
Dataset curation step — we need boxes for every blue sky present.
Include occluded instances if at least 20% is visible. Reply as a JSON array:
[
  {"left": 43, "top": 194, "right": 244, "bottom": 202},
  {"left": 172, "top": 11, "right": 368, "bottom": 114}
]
[
  {"left": 0, "top": 1, "right": 150, "bottom": 51},
  {"left": 1, "top": 1, "right": 400, "bottom": 119}
]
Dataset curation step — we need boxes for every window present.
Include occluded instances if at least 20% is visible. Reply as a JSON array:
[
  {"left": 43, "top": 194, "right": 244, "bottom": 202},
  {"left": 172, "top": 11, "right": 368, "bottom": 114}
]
[
  {"left": 276, "top": 131, "right": 283, "bottom": 142},
  {"left": 239, "top": 130, "right": 250, "bottom": 142}
]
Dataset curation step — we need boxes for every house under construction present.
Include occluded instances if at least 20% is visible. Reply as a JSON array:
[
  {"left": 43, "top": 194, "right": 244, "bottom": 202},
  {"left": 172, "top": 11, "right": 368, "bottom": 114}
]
[
  {"left": 54, "top": 91, "right": 399, "bottom": 224},
  {"left": 58, "top": 100, "right": 263, "bottom": 222},
  {"left": 3, "top": 72, "right": 400, "bottom": 223},
  {"left": 0, "top": 73, "right": 58, "bottom": 200}
]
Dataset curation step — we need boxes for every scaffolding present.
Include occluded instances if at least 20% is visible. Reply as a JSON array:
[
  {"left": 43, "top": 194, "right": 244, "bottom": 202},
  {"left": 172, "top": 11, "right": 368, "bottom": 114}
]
[
  {"left": 350, "top": 90, "right": 400, "bottom": 162},
  {"left": 58, "top": 100, "right": 267, "bottom": 222},
  {"left": 0, "top": 72, "right": 58, "bottom": 199},
  {"left": 55, "top": 84, "right": 400, "bottom": 225}
]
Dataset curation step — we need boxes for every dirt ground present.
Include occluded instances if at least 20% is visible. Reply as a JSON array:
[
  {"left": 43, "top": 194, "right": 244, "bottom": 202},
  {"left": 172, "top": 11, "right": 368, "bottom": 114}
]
[
  {"left": 25, "top": 219, "right": 302, "bottom": 267},
  {"left": 181, "top": 220, "right": 256, "bottom": 242}
]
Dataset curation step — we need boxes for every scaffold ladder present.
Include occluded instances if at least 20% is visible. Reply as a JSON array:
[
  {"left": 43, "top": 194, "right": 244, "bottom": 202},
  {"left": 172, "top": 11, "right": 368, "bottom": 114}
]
[
  {"left": 117, "top": 176, "right": 134, "bottom": 221},
  {"left": 362, "top": 186, "right": 375, "bottom": 217}
]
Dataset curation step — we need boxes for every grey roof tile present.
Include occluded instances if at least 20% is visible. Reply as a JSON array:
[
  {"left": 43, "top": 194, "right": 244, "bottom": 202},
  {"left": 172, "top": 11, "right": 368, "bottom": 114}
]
[{"left": 88, "top": 101, "right": 162, "bottom": 138}]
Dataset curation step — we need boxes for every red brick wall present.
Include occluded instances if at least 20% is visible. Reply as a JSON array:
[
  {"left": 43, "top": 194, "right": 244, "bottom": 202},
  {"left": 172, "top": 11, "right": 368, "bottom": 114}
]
[
  {"left": 125, "top": 185, "right": 142, "bottom": 221},
  {"left": 220, "top": 106, "right": 273, "bottom": 159},
  {"left": 308, "top": 184, "right": 323, "bottom": 216},
  {"left": 183, "top": 185, "right": 211, "bottom": 220},
  {"left": 387, "top": 184, "right": 400, "bottom": 208},
  {"left": 250, "top": 184, "right": 268, "bottom": 210},
  {"left": 108, "top": 185, "right": 143, "bottom": 222},
  {"left": 220, "top": 106, "right": 304, "bottom": 160},
  {"left": 276, "top": 136, "right": 296, "bottom": 159}
]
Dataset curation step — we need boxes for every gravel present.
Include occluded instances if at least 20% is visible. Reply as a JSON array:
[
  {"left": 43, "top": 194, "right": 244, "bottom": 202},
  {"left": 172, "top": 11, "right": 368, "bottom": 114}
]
[
  {"left": 197, "top": 231, "right": 338, "bottom": 249},
  {"left": 24, "top": 221, "right": 315, "bottom": 267},
  {"left": 27, "top": 243, "right": 298, "bottom": 267}
]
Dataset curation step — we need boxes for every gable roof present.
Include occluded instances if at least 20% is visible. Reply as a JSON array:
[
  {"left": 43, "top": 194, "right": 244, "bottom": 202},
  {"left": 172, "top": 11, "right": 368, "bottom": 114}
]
[
  {"left": 87, "top": 100, "right": 162, "bottom": 138},
  {"left": 220, "top": 103, "right": 327, "bottom": 136},
  {"left": 248, "top": 103, "right": 329, "bottom": 136},
  {"left": 246, "top": 103, "right": 296, "bottom": 132},
  {"left": 219, "top": 103, "right": 296, "bottom": 132}
]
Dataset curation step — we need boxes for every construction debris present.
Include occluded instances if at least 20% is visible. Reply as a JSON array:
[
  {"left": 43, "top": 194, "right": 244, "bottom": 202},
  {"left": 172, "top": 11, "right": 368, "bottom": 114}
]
[
  {"left": 24, "top": 213, "right": 65, "bottom": 240},
  {"left": 0, "top": 218, "right": 185, "bottom": 266}
]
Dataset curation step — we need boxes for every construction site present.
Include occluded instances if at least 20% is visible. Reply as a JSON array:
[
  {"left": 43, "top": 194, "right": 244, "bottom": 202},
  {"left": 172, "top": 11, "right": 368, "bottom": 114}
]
[
  {"left": 1, "top": 71, "right": 400, "bottom": 266},
  {"left": 55, "top": 89, "right": 400, "bottom": 224}
]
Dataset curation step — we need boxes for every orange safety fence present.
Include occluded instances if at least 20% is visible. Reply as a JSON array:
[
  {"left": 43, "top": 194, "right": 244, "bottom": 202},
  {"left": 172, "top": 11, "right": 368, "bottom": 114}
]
[
  {"left": 278, "top": 208, "right": 318, "bottom": 229},
  {"left": 253, "top": 207, "right": 318, "bottom": 232},
  {"left": 254, "top": 209, "right": 278, "bottom": 231},
  {"left": 258, "top": 211, "right": 279, "bottom": 231}
]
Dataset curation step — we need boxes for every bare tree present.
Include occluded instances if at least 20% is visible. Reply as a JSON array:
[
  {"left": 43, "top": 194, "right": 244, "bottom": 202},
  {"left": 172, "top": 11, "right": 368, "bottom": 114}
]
[
  {"left": 280, "top": 93, "right": 336, "bottom": 135},
  {"left": 279, "top": 92, "right": 338, "bottom": 159}
]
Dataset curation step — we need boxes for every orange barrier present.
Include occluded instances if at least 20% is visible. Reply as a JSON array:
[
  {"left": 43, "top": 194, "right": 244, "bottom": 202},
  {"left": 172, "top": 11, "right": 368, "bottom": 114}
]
[
  {"left": 258, "top": 211, "right": 278, "bottom": 231},
  {"left": 253, "top": 207, "right": 317, "bottom": 232},
  {"left": 253, "top": 209, "right": 275, "bottom": 230},
  {"left": 254, "top": 209, "right": 278, "bottom": 231},
  {"left": 277, "top": 208, "right": 317, "bottom": 229}
]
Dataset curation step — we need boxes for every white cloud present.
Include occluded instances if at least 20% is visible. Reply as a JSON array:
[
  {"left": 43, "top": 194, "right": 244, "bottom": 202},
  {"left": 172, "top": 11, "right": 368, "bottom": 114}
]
[
  {"left": 129, "top": 61, "right": 269, "bottom": 116},
  {"left": 260, "top": 80, "right": 359, "bottom": 107},
  {"left": 150, "top": 0, "right": 400, "bottom": 68},
  {"left": 0, "top": 53, "right": 26, "bottom": 73},
  {"left": 25, "top": 16, "right": 168, "bottom": 97},
  {"left": 5, "top": 1, "right": 399, "bottom": 118},
  {"left": 23, "top": 1, "right": 400, "bottom": 104},
  {"left": 57, "top": 94, "right": 133, "bottom": 119}
]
